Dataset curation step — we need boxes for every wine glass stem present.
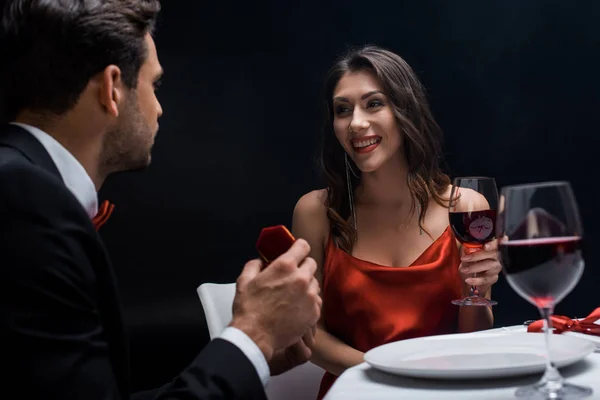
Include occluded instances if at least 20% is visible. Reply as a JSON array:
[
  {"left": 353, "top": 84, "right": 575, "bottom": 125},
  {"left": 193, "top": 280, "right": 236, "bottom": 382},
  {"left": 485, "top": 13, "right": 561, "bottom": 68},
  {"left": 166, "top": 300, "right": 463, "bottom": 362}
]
[
  {"left": 538, "top": 306, "right": 563, "bottom": 392},
  {"left": 469, "top": 273, "right": 479, "bottom": 296}
]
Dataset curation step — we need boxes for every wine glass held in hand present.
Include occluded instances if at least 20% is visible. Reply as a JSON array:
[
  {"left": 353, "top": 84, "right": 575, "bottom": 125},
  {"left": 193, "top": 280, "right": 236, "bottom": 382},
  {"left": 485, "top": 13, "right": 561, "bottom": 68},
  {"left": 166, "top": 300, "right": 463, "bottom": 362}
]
[
  {"left": 449, "top": 177, "right": 499, "bottom": 307},
  {"left": 497, "top": 181, "right": 591, "bottom": 399}
]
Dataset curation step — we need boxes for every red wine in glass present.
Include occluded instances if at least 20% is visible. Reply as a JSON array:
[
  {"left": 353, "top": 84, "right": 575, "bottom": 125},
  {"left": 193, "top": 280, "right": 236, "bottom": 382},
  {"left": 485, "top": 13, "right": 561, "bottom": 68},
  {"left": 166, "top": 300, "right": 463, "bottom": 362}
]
[
  {"left": 449, "top": 177, "right": 498, "bottom": 307},
  {"left": 500, "top": 236, "right": 583, "bottom": 309},
  {"left": 497, "top": 182, "right": 591, "bottom": 399}
]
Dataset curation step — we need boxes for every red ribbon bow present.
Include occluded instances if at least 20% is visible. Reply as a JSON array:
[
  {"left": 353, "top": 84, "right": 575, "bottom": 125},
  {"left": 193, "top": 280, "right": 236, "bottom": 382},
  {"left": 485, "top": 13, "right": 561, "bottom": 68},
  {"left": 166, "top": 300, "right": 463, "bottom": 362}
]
[
  {"left": 527, "top": 307, "right": 600, "bottom": 336},
  {"left": 92, "top": 200, "right": 114, "bottom": 231}
]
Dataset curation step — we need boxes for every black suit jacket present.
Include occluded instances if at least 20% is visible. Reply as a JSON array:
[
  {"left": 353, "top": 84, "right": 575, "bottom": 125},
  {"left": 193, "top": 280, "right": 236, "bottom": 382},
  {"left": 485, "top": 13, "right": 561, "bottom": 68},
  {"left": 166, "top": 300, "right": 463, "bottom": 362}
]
[{"left": 0, "top": 124, "right": 267, "bottom": 400}]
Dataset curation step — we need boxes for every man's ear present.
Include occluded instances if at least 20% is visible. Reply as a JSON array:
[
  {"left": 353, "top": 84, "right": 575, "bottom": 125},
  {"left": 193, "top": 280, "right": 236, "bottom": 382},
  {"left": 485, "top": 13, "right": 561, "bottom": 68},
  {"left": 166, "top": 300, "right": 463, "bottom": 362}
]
[{"left": 97, "top": 65, "right": 123, "bottom": 117}]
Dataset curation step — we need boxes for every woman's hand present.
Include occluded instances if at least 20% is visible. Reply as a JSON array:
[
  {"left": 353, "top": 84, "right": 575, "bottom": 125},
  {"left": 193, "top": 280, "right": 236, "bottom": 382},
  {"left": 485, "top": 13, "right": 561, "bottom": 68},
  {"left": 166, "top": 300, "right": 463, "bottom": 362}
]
[
  {"left": 459, "top": 240, "right": 502, "bottom": 296},
  {"left": 268, "top": 327, "right": 316, "bottom": 376}
]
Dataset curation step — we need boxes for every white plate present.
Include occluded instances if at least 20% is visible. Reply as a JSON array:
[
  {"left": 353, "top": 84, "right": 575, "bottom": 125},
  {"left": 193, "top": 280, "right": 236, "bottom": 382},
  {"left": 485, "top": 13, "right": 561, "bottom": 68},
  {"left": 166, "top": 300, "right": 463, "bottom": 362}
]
[
  {"left": 564, "top": 331, "right": 600, "bottom": 351},
  {"left": 364, "top": 332, "right": 595, "bottom": 379}
]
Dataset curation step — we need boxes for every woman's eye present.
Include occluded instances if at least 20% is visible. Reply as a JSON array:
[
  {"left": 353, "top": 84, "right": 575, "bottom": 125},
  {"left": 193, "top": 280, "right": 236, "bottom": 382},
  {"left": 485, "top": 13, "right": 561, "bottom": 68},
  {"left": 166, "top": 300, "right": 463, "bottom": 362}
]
[
  {"left": 335, "top": 106, "right": 351, "bottom": 115},
  {"left": 368, "top": 100, "right": 383, "bottom": 108}
]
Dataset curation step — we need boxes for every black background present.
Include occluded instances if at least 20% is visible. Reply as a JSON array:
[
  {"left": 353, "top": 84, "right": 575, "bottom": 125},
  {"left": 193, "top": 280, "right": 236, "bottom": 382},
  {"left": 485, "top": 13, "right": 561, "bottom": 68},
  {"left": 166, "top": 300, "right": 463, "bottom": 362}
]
[{"left": 94, "top": 0, "right": 600, "bottom": 391}]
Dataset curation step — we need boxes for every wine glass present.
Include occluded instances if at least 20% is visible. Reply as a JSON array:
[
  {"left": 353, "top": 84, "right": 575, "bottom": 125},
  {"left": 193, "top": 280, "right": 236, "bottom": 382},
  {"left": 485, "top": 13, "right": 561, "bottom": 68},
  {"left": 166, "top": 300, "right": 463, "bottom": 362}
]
[
  {"left": 497, "top": 181, "right": 591, "bottom": 399},
  {"left": 449, "top": 177, "right": 499, "bottom": 307}
]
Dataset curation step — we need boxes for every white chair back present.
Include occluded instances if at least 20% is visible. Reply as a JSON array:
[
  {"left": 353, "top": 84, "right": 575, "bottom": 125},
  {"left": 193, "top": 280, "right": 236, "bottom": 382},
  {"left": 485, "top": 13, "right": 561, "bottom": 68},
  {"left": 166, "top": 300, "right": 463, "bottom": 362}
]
[{"left": 197, "top": 282, "right": 324, "bottom": 400}]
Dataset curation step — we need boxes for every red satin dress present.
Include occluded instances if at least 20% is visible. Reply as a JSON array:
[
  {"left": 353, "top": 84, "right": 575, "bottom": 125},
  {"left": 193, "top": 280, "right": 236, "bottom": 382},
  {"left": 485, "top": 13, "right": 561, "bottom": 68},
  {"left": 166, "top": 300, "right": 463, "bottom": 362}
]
[{"left": 317, "top": 226, "right": 463, "bottom": 399}]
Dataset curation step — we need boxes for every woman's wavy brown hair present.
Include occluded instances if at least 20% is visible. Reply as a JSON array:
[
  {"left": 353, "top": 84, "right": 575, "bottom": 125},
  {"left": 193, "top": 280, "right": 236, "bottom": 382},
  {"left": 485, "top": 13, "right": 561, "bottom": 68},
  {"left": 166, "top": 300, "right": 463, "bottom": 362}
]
[{"left": 319, "top": 45, "right": 451, "bottom": 253}]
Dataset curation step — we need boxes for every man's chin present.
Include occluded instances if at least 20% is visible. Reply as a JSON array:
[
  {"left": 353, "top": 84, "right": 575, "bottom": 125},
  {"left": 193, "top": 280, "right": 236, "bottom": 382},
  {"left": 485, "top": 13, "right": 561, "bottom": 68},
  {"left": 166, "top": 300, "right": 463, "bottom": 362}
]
[
  {"left": 107, "top": 155, "right": 152, "bottom": 176},
  {"left": 130, "top": 155, "right": 152, "bottom": 172}
]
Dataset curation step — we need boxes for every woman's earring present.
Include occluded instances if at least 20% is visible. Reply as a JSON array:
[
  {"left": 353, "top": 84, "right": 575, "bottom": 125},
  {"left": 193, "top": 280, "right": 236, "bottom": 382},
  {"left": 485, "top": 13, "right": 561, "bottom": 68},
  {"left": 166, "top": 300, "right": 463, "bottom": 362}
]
[
  {"left": 415, "top": 200, "right": 424, "bottom": 235},
  {"left": 345, "top": 153, "right": 358, "bottom": 232},
  {"left": 345, "top": 153, "right": 359, "bottom": 178}
]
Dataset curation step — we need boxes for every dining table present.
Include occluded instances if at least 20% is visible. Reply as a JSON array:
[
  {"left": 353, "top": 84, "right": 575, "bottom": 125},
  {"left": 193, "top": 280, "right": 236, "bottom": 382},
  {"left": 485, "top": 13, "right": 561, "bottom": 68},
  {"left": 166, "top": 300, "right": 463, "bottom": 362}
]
[{"left": 323, "top": 324, "right": 600, "bottom": 399}]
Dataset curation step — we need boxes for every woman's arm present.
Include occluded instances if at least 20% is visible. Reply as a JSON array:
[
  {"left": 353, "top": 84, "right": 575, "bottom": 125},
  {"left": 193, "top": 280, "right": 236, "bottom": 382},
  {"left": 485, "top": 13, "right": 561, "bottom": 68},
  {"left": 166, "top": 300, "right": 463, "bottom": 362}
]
[
  {"left": 292, "top": 190, "right": 364, "bottom": 376},
  {"left": 458, "top": 306, "right": 494, "bottom": 333}
]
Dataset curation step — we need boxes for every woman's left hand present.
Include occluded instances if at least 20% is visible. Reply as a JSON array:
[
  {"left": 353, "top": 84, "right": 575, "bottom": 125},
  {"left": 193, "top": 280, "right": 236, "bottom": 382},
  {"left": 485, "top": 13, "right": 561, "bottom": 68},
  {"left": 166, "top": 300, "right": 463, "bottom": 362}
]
[{"left": 459, "top": 240, "right": 502, "bottom": 296}]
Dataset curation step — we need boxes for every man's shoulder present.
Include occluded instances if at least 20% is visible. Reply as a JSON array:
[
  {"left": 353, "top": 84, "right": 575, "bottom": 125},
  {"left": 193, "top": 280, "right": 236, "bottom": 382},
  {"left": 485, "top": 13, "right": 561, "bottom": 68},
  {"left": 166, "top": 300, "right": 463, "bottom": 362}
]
[
  {"left": 0, "top": 142, "right": 28, "bottom": 167},
  {"left": 0, "top": 152, "right": 60, "bottom": 189},
  {"left": 0, "top": 152, "right": 79, "bottom": 215}
]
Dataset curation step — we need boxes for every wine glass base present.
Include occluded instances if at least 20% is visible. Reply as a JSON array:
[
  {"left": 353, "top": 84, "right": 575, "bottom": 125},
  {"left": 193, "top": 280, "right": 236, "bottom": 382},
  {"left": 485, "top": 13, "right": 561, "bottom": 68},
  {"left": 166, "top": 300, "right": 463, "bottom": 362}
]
[
  {"left": 515, "top": 382, "right": 593, "bottom": 399},
  {"left": 451, "top": 296, "right": 497, "bottom": 307}
]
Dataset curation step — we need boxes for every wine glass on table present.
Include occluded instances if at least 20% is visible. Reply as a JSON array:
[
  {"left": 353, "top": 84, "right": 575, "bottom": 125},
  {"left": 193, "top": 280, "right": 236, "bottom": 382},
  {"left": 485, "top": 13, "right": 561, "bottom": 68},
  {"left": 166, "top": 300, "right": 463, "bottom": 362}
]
[
  {"left": 449, "top": 176, "right": 498, "bottom": 306},
  {"left": 497, "top": 181, "right": 591, "bottom": 399}
]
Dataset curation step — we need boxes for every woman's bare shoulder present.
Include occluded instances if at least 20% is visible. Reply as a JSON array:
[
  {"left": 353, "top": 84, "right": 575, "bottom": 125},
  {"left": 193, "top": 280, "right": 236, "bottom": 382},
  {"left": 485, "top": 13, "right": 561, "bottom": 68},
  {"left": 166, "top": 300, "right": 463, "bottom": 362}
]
[
  {"left": 293, "top": 189, "right": 330, "bottom": 247},
  {"left": 294, "top": 189, "right": 328, "bottom": 217},
  {"left": 456, "top": 186, "right": 490, "bottom": 209}
]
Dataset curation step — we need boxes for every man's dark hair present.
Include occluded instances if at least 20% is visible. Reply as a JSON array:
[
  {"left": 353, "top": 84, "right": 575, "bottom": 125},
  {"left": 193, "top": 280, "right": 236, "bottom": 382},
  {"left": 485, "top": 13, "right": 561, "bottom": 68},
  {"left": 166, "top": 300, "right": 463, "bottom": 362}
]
[{"left": 0, "top": 0, "right": 161, "bottom": 122}]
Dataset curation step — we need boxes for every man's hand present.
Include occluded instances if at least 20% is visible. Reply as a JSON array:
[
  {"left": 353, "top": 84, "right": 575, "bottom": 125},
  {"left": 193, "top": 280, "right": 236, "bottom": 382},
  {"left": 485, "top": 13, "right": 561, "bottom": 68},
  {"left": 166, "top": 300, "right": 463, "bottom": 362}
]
[{"left": 229, "top": 239, "right": 321, "bottom": 362}]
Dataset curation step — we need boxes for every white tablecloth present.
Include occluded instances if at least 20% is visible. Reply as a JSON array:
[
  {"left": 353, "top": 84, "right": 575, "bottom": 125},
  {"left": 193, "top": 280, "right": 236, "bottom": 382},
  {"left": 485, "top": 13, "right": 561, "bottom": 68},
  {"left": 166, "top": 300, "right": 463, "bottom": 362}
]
[{"left": 324, "top": 326, "right": 600, "bottom": 400}]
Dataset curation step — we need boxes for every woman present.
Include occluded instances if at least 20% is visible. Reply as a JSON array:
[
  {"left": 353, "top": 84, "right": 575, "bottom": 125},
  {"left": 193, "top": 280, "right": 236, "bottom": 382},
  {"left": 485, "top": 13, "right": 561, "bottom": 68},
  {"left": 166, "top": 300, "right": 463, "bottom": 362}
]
[{"left": 292, "top": 45, "right": 502, "bottom": 399}]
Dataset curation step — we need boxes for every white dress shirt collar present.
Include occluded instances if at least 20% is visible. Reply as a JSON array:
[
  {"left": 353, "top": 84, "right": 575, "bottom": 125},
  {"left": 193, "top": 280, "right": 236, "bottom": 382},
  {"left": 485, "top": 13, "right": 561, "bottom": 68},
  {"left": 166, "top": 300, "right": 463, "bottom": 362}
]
[{"left": 10, "top": 122, "right": 98, "bottom": 218}]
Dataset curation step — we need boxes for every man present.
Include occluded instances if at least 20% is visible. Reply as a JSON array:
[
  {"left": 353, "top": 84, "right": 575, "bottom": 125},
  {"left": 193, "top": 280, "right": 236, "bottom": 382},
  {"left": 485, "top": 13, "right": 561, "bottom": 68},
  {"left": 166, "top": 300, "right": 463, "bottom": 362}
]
[{"left": 0, "top": 1, "right": 321, "bottom": 399}]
